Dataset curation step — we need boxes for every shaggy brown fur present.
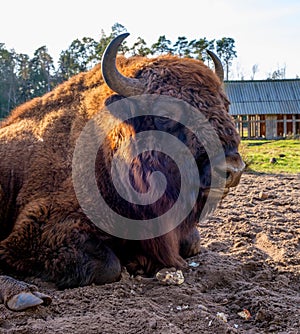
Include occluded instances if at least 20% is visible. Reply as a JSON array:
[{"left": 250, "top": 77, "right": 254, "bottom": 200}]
[{"left": 0, "top": 55, "right": 242, "bottom": 289}]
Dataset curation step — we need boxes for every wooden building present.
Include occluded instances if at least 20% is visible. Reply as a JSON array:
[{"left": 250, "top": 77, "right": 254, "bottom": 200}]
[{"left": 225, "top": 79, "right": 300, "bottom": 139}]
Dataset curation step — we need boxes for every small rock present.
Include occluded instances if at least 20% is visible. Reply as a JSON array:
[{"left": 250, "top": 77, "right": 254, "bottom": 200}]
[
  {"left": 189, "top": 261, "right": 200, "bottom": 268},
  {"left": 238, "top": 309, "right": 251, "bottom": 320},
  {"left": 148, "top": 319, "right": 157, "bottom": 329},
  {"left": 258, "top": 191, "right": 269, "bottom": 200},
  {"left": 198, "top": 304, "right": 208, "bottom": 312},
  {"left": 156, "top": 268, "right": 184, "bottom": 285},
  {"left": 176, "top": 305, "right": 189, "bottom": 311},
  {"left": 216, "top": 312, "right": 228, "bottom": 322}
]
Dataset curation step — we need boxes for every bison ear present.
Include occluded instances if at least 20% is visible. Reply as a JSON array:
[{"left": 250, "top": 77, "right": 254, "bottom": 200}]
[
  {"left": 104, "top": 94, "right": 133, "bottom": 118},
  {"left": 206, "top": 50, "right": 224, "bottom": 82},
  {"left": 104, "top": 94, "right": 125, "bottom": 107}
]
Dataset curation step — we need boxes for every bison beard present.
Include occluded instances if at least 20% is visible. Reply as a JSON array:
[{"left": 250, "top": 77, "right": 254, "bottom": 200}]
[{"left": 0, "top": 33, "right": 244, "bottom": 310}]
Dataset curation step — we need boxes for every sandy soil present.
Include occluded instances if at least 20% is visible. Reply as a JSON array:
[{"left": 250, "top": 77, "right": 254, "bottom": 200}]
[{"left": 0, "top": 172, "right": 299, "bottom": 334}]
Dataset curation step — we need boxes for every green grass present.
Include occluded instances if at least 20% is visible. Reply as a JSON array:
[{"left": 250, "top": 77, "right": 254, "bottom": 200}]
[{"left": 240, "top": 139, "right": 300, "bottom": 174}]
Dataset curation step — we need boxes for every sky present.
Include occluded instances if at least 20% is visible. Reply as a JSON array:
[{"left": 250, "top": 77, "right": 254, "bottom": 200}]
[{"left": 1, "top": 0, "right": 300, "bottom": 80}]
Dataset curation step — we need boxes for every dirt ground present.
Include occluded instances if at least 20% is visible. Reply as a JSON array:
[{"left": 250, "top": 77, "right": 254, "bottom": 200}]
[{"left": 0, "top": 172, "right": 299, "bottom": 334}]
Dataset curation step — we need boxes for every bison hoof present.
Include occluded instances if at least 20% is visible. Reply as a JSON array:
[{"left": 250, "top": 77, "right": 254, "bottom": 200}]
[{"left": 6, "top": 291, "right": 52, "bottom": 311}]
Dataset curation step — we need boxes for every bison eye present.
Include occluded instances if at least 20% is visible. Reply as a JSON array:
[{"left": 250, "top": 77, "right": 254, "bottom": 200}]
[
  {"left": 225, "top": 127, "right": 234, "bottom": 136},
  {"left": 153, "top": 116, "right": 180, "bottom": 132}
]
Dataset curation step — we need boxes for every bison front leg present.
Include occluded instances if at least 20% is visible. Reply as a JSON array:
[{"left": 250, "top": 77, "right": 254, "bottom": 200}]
[
  {"left": 0, "top": 200, "right": 52, "bottom": 311},
  {"left": 41, "top": 213, "right": 122, "bottom": 289},
  {"left": 0, "top": 200, "right": 121, "bottom": 289},
  {"left": 0, "top": 275, "right": 51, "bottom": 311}
]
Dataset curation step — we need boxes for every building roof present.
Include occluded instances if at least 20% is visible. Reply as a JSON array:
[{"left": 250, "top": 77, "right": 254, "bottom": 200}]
[{"left": 225, "top": 79, "right": 300, "bottom": 115}]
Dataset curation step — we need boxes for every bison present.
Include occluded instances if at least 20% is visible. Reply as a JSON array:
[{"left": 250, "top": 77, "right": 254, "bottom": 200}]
[{"left": 0, "top": 33, "right": 244, "bottom": 311}]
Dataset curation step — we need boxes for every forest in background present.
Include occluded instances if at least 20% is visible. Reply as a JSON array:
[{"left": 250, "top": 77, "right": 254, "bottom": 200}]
[
  {"left": 0, "top": 22, "right": 285, "bottom": 119},
  {"left": 0, "top": 23, "right": 239, "bottom": 118}
]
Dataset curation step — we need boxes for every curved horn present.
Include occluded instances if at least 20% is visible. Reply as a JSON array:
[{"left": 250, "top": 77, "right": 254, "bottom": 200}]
[
  {"left": 101, "top": 33, "right": 145, "bottom": 96},
  {"left": 207, "top": 50, "right": 224, "bottom": 82}
]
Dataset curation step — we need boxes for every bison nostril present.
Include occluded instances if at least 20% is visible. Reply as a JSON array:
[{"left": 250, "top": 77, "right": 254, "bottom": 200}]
[
  {"left": 225, "top": 170, "right": 234, "bottom": 186},
  {"left": 225, "top": 164, "right": 244, "bottom": 187}
]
